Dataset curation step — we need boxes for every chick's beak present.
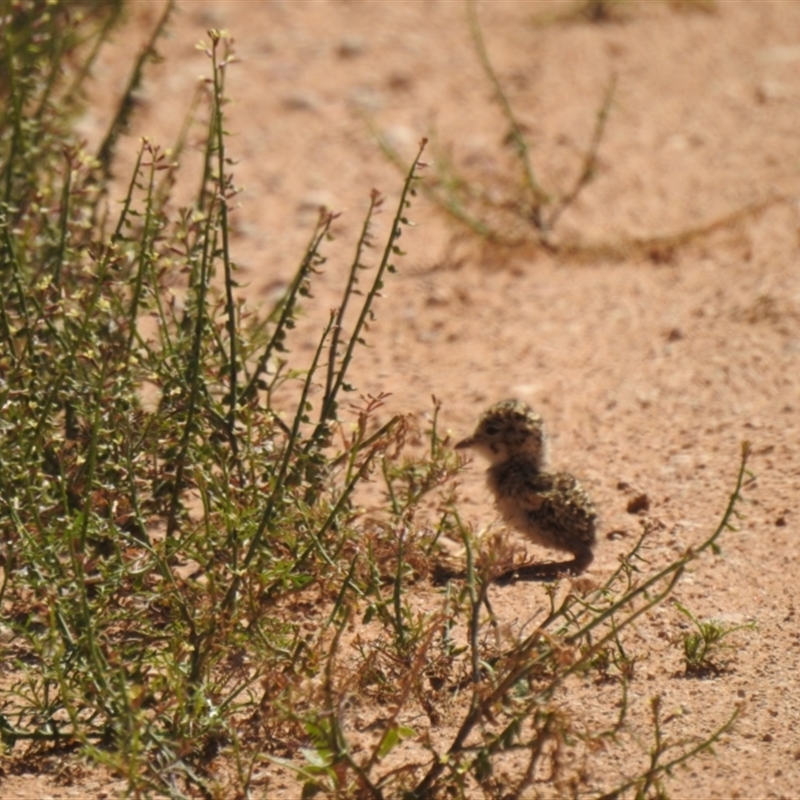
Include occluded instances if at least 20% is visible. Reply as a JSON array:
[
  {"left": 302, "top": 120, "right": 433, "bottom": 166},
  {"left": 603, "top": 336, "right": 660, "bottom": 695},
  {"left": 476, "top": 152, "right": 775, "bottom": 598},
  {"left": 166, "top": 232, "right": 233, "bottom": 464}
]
[{"left": 454, "top": 435, "right": 475, "bottom": 450}]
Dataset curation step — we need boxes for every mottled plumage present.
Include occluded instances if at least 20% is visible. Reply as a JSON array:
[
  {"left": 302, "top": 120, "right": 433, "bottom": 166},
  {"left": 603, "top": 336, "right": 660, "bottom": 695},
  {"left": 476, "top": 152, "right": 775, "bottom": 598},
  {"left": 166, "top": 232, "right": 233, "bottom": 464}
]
[{"left": 456, "top": 399, "right": 597, "bottom": 576}]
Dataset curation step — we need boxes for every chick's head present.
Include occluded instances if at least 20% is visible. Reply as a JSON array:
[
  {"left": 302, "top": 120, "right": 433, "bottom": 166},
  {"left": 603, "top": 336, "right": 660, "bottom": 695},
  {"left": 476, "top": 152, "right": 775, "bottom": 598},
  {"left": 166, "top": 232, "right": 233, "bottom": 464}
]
[{"left": 456, "top": 399, "right": 548, "bottom": 468}]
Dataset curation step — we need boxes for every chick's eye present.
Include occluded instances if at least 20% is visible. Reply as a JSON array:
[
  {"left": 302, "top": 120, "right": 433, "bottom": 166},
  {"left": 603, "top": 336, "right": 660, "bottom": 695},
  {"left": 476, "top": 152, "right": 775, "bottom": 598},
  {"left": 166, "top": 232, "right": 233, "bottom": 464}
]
[{"left": 483, "top": 423, "right": 500, "bottom": 436}]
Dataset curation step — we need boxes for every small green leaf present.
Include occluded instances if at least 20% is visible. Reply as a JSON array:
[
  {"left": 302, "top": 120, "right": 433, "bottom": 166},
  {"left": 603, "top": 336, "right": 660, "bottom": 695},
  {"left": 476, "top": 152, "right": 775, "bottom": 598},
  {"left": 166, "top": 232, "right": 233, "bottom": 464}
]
[{"left": 377, "top": 726, "right": 399, "bottom": 759}]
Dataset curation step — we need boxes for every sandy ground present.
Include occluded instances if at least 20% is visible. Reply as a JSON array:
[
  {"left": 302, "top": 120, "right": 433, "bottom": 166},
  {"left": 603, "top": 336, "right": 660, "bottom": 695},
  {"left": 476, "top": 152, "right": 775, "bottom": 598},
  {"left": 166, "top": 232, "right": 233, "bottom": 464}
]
[{"left": 4, "top": 1, "right": 800, "bottom": 797}]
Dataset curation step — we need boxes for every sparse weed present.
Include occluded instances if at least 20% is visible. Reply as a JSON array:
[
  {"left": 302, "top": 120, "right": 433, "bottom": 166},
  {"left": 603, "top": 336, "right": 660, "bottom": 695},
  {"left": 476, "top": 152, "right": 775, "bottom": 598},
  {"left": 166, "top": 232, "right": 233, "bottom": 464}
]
[
  {"left": 377, "top": 0, "right": 616, "bottom": 251},
  {"left": 0, "top": 4, "right": 753, "bottom": 798},
  {"left": 375, "top": 0, "right": 781, "bottom": 263},
  {"left": 676, "top": 602, "right": 757, "bottom": 677}
]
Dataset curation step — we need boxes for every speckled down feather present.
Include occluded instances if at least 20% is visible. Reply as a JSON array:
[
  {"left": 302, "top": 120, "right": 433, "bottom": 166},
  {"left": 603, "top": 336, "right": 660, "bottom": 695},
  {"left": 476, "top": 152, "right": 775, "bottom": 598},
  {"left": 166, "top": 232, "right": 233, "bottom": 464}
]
[
  {"left": 487, "top": 456, "right": 597, "bottom": 554},
  {"left": 456, "top": 399, "right": 598, "bottom": 572}
]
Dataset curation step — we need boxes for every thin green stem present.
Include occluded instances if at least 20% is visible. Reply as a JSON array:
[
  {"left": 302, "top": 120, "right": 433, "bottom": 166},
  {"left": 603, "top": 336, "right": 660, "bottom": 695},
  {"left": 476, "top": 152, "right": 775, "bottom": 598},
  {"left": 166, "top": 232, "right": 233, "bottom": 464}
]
[
  {"left": 222, "top": 312, "right": 337, "bottom": 613},
  {"left": 209, "top": 32, "right": 241, "bottom": 471},
  {"left": 307, "top": 139, "right": 428, "bottom": 452},
  {"left": 467, "top": 0, "right": 548, "bottom": 226}
]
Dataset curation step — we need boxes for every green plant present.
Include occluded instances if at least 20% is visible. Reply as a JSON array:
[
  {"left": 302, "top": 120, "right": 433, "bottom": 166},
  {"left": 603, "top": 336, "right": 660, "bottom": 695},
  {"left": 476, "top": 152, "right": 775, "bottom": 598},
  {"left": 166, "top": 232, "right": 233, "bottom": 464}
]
[
  {"left": 375, "top": 0, "right": 616, "bottom": 251},
  {"left": 676, "top": 602, "right": 756, "bottom": 677},
  {"left": 376, "top": 0, "right": 781, "bottom": 264},
  {"left": 0, "top": 9, "right": 428, "bottom": 794}
]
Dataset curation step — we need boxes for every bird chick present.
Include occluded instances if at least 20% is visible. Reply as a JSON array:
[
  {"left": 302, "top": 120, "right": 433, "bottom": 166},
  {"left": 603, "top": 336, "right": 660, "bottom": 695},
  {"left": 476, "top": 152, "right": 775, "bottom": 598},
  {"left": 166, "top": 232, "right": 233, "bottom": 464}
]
[{"left": 456, "top": 399, "right": 597, "bottom": 577}]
